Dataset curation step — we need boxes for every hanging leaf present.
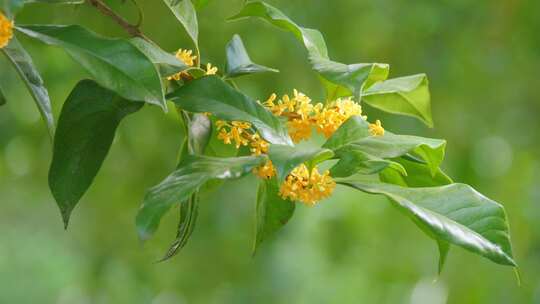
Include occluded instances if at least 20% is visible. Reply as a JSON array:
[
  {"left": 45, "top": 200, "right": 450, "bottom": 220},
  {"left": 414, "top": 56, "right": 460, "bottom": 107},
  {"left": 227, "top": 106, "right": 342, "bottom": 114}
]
[
  {"left": 1, "top": 37, "right": 54, "bottom": 137},
  {"left": 49, "top": 80, "right": 143, "bottom": 228},
  {"left": 160, "top": 185, "right": 200, "bottom": 261},
  {"left": 339, "top": 181, "right": 516, "bottom": 267},
  {"left": 268, "top": 144, "right": 333, "bottom": 182},
  {"left": 362, "top": 74, "right": 433, "bottom": 127},
  {"left": 130, "top": 37, "right": 188, "bottom": 78},
  {"left": 136, "top": 154, "right": 264, "bottom": 241},
  {"left": 168, "top": 75, "right": 293, "bottom": 146},
  {"left": 162, "top": 0, "right": 198, "bottom": 49},
  {"left": 225, "top": 34, "right": 278, "bottom": 78},
  {"left": 17, "top": 25, "right": 167, "bottom": 109},
  {"left": 254, "top": 178, "right": 295, "bottom": 253}
]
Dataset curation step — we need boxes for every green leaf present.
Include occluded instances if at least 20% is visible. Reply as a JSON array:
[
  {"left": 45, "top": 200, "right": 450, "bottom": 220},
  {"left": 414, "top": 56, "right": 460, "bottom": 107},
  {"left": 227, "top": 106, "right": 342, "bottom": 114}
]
[
  {"left": 26, "top": 0, "right": 84, "bottom": 3},
  {"left": 362, "top": 74, "right": 433, "bottom": 127},
  {"left": 268, "top": 144, "right": 333, "bottom": 182},
  {"left": 160, "top": 186, "right": 199, "bottom": 261},
  {"left": 379, "top": 157, "right": 453, "bottom": 188},
  {"left": 229, "top": 1, "right": 388, "bottom": 99},
  {"left": 254, "top": 178, "right": 295, "bottom": 253},
  {"left": 230, "top": 1, "right": 433, "bottom": 126},
  {"left": 1, "top": 0, "right": 24, "bottom": 17},
  {"left": 1, "top": 37, "right": 54, "bottom": 137},
  {"left": 17, "top": 25, "right": 167, "bottom": 109},
  {"left": 136, "top": 154, "right": 264, "bottom": 241},
  {"left": 49, "top": 80, "right": 143, "bottom": 228},
  {"left": 323, "top": 116, "right": 445, "bottom": 175},
  {"left": 0, "top": 87, "right": 6, "bottom": 106},
  {"left": 130, "top": 37, "right": 188, "bottom": 78},
  {"left": 162, "top": 0, "right": 198, "bottom": 49},
  {"left": 168, "top": 75, "right": 293, "bottom": 146},
  {"left": 330, "top": 149, "right": 406, "bottom": 178},
  {"left": 339, "top": 181, "right": 516, "bottom": 267},
  {"left": 185, "top": 113, "right": 212, "bottom": 155},
  {"left": 225, "top": 34, "right": 278, "bottom": 78}
]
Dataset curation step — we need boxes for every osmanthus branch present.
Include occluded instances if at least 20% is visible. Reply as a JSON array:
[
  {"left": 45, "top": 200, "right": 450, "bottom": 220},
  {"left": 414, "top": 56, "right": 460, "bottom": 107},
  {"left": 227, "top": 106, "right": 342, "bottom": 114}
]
[{"left": 86, "top": 0, "right": 150, "bottom": 41}]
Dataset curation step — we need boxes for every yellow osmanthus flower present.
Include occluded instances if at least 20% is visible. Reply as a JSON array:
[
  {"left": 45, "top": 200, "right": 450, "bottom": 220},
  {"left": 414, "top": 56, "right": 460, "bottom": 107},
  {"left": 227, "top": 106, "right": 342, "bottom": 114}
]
[
  {"left": 279, "top": 164, "right": 336, "bottom": 206},
  {"left": 249, "top": 133, "right": 269, "bottom": 155},
  {"left": 313, "top": 97, "right": 364, "bottom": 138},
  {"left": 205, "top": 63, "right": 218, "bottom": 75},
  {"left": 287, "top": 118, "right": 312, "bottom": 143},
  {"left": 0, "top": 12, "right": 14, "bottom": 49},
  {"left": 168, "top": 49, "right": 197, "bottom": 81},
  {"left": 369, "top": 119, "right": 385, "bottom": 136},
  {"left": 253, "top": 160, "right": 276, "bottom": 179},
  {"left": 216, "top": 120, "right": 252, "bottom": 148}
]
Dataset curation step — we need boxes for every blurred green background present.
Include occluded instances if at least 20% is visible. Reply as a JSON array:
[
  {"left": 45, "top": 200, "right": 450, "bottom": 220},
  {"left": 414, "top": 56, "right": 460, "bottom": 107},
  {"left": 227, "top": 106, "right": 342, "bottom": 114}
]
[{"left": 1, "top": 0, "right": 539, "bottom": 303}]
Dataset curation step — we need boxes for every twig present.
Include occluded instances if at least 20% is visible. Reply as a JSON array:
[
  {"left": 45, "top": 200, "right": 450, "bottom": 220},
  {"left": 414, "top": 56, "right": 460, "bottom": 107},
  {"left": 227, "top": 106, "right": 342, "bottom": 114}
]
[{"left": 86, "top": 0, "right": 149, "bottom": 40}]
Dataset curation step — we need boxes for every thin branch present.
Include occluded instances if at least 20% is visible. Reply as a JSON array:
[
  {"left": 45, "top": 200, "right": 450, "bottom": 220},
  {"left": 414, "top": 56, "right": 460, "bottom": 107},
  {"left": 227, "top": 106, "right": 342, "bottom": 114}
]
[{"left": 86, "top": 0, "right": 149, "bottom": 40}]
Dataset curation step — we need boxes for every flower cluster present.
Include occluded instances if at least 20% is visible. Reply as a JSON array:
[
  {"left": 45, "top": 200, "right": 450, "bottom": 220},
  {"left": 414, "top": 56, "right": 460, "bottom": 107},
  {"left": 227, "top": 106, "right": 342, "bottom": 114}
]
[
  {"left": 263, "top": 91, "right": 369, "bottom": 142},
  {"left": 168, "top": 49, "right": 218, "bottom": 81},
  {"left": 0, "top": 12, "right": 14, "bottom": 49},
  {"left": 279, "top": 164, "right": 336, "bottom": 206},
  {"left": 215, "top": 120, "right": 276, "bottom": 179},
  {"left": 214, "top": 89, "right": 385, "bottom": 206}
]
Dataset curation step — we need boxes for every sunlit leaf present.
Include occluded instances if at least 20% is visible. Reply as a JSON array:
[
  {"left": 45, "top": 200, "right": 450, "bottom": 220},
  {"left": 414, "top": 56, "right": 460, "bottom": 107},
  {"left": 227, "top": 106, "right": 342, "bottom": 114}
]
[
  {"left": 324, "top": 116, "right": 445, "bottom": 175},
  {"left": 362, "top": 74, "right": 433, "bottom": 127},
  {"left": 330, "top": 149, "right": 406, "bottom": 178},
  {"left": 379, "top": 157, "right": 452, "bottom": 188},
  {"left": 17, "top": 25, "right": 167, "bottom": 109},
  {"left": 130, "top": 37, "right": 188, "bottom": 78},
  {"left": 225, "top": 34, "right": 278, "bottom": 78},
  {"left": 162, "top": 0, "right": 198, "bottom": 49},
  {"left": 136, "top": 154, "right": 264, "bottom": 241},
  {"left": 339, "top": 181, "right": 516, "bottom": 267},
  {"left": 254, "top": 178, "right": 295, "bottom": 253},
  {"left": 49, "top": 80, "right": 143, "bottom": 228},
  {"left": 168, "top": 76, "right": 292, "bottom": 146},
  {"left": 1, "top": 37, "right": 54, "bottom": 137}
]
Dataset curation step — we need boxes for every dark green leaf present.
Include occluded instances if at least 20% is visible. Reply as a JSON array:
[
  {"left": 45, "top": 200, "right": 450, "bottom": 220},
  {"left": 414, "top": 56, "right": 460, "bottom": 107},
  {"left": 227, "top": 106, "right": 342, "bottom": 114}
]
[
  {"left": 268, "top": 144, "right": 333, "bottom": 182},
  {"left": 323, "top": 116, "right": 371, "bottom": 151},
  {"left": 49, "top": 80, "right": 143, "bottom": 228},
  {"left": 168, "top": 76, "right": 292, "bottom": 146},
  {"left": 225, "top": 34, "right": 278, "bottom": 78},
  {"left": 17, "top": 25, "right": 166, "bottom": 109},
  {"left": 162, "top": 0, "right": 198, "bottom": 49},
  {"left": 339, "top": 181, "right": 516, "bottom": 267},
  {"left": 136, "top": 154, "right": 264, "bottom": 241},
  {"left": 254, "top": 178, "right": 295, "bottom": 253},
  {"left": 0, "top": 87, "right": 6, "bottom": 106},
  {"left": 362, "top": 74, "right": 433, "bottom": 127},
  {"left": 130, "top": 37, "right": 188, "bottom": 78},
  {"left": 1, "top": 37, "right": 54, "bottom": 137}
]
